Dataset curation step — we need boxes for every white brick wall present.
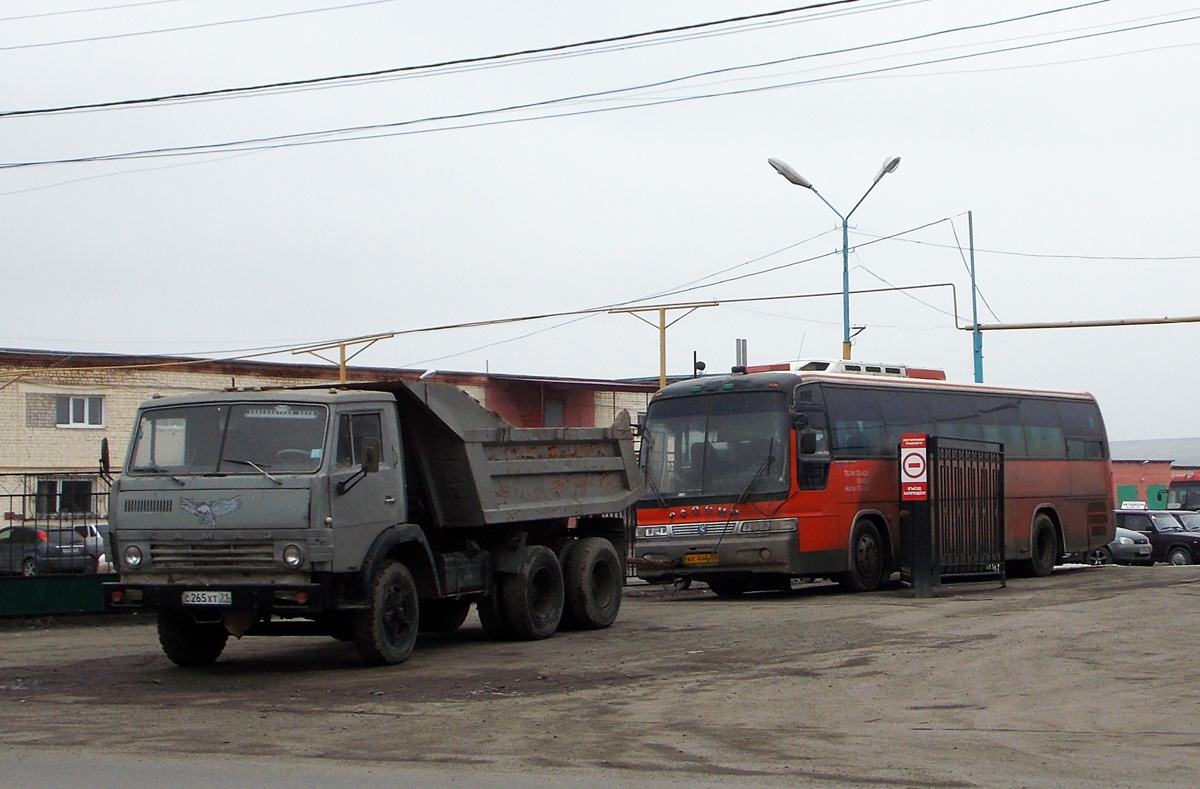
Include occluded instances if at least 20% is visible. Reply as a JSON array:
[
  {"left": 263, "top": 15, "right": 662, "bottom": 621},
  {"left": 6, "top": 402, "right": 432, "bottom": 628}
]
[{"left": 0, "top": 366, "right": 337, "bottom": 473}]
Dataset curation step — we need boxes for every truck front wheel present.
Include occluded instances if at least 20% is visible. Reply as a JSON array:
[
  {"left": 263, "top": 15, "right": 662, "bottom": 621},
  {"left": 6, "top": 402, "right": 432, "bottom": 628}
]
[
  {"left": 563, "top": 537, "right": 622, "bottom": 630},
  {"left": 502, "top": 545, "right": 564, "bottom": 640},
  {"left": 157, "top": 610, "right": 228, "bottom": 667},
  {"left": 354, "top": 560, "right": 420, "bottom": 666}
]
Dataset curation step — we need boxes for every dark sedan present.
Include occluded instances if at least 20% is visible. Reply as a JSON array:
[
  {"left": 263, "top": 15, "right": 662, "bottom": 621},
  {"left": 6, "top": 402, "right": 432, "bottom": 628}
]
[{"left": 1114, "top": 509, "right": 1200, "bottom": 566}]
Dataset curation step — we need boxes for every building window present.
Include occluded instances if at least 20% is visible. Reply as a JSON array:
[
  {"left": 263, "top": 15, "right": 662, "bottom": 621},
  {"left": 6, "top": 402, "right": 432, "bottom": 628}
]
[
  {"left": 544, "top": 399, "right": 564, "bottom": 428},
  {"left": 56, "top": 395, "right": 104, "bottom": 428},
  {"left": 35, "top": 480, "right": 95, "bottom": 516}
]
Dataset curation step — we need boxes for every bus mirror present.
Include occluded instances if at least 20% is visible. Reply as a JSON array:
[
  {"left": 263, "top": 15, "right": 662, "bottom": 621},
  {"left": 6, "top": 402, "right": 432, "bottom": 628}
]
[
  {"left": 798, "top": 429, "right": 817, "bottom": 455},
  {"left": 792, "top": 413, "right": 809, "bottom": 429}
]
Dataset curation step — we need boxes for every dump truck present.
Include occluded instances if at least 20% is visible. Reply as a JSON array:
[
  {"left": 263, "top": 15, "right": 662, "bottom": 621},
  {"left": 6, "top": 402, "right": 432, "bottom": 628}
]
[{"left": 103, "top": 380, "right": 642, "bottom": 666}]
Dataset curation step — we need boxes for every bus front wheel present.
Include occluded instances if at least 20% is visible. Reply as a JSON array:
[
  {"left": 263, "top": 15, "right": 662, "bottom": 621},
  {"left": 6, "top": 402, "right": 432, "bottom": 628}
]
[{"left": 839, "top": 521, "right": 885, "bottom": 592}]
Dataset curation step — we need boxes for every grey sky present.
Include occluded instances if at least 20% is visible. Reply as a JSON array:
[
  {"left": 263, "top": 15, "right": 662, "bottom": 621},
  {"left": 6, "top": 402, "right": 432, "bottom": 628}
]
[{"left": 2, "top": 0, "right": 1198, "bottom": 441}]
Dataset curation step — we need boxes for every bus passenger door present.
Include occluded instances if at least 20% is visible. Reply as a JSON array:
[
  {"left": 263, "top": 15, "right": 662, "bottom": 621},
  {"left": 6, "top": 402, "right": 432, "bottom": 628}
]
[{"left": 794, "top": 410, "right": 840, "bottom": 556}]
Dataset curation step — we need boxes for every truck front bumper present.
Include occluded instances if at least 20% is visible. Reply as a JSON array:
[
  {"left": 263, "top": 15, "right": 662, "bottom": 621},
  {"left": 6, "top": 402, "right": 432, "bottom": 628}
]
[{"left": 104, "top": 581, "right": 327, "bottom": 617}]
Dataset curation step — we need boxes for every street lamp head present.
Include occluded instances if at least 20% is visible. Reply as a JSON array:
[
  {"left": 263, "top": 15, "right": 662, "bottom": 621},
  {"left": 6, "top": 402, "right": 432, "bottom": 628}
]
[
  {"left": 872, "top": 156, "right": 901, "bottom": 185},
  {"left": 767, "top": 157, "right": 813, "bottom": 189}
]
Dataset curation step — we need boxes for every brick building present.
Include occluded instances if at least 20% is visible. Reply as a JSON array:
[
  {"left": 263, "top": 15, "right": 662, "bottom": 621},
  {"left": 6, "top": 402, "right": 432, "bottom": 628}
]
[{"left": 0, "top": 348, "right": 656, "bottom": 521}]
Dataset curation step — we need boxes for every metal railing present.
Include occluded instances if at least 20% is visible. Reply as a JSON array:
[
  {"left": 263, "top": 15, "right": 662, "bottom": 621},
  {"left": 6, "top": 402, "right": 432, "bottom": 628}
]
[{"left": 0, "top": 476, "right": 110, "bottom": 577}]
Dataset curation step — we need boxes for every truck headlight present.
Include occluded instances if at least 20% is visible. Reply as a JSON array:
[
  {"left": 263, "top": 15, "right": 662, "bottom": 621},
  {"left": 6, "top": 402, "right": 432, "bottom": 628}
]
[
  {"left": 122, "top": 545, "right": 143, "bottom": 568},
  {"left": 282, "top": 544, "right": 304, "bottom": 568},
  {"left": 637, "top": 526, "right": 670, "bottom": 538}
]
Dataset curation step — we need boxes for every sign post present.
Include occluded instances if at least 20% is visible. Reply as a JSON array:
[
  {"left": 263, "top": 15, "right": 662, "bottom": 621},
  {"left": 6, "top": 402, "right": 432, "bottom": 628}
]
[{"left": 899, "top": 434, "right": 933, "bottom": 597}]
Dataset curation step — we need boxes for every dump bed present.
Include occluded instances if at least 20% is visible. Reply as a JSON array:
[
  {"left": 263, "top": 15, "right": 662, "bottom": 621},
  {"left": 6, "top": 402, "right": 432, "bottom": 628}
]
[{"left": 359, "top": 381, "right": 643, "bottom": 528}]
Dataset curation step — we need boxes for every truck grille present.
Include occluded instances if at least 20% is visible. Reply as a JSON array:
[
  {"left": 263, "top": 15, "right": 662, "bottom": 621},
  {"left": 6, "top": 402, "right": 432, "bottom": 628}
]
[
  {"left": 124, "top": 499, "right": 173, "bottom": 514},
  {"left": 150, "top": 542, "right": 275, "bottom": 569},
  {"left": 670, "top": 522, "right": 737, "bottom": 537}
]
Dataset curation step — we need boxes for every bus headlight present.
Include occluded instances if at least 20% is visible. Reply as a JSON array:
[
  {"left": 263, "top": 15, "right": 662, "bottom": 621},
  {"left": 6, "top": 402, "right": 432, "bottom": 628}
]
[
  {"left": 282, "top": 544, "right": 305, "bottom": 568},
  {"left": 122, "top": 545, "right": 143, "bottom": 568},
  {"left": 739, "top": 518, "right": 799, "bottom": 535}
]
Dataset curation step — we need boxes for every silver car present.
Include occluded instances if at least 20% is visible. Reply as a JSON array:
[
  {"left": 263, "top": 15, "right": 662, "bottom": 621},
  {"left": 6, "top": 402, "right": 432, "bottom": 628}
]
[{"left": 1090, "top": 526, "right": 1153, "bottom": 566}]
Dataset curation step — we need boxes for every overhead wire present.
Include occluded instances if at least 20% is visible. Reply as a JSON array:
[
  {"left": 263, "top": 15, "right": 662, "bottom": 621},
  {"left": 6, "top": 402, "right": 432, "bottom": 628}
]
[
  {"left": 0, "top": 0, "right": 873, "bottom": 116},
  {"left": 0, "top": 0, "right": 403, "bottom": 53},
  {"left": 5, "top": 6, "right": 1192, "bottom": 171}
]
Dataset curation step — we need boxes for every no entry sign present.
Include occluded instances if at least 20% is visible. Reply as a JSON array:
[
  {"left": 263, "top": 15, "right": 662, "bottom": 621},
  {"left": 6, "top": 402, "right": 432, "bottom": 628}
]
[{"left": 900, "top": 434, "right": 928, "bottom": 501}]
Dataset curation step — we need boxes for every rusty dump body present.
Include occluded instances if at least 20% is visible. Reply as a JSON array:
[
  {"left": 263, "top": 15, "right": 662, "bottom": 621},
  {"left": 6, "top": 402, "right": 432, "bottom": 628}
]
[
  {"left": 104, "top": 379, "right": 643, "bottom": 666},
  {"left": 377, "top": 380, "right": 643, "bottom": 526}
]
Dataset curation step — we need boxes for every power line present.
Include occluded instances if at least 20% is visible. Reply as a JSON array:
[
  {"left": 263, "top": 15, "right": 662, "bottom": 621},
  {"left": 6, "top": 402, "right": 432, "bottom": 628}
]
[
  {"left": 859, "top": 231, "right": 1200, "bottom": 262},
  {"left": 0, "top": 0, "right": 402, "bottom": 53},
  {"left": 0, "top": 0, "right": 186, "bottom": 22},
  {"left": 5, "top": 4, "right": 1186, "bottom": 171},
  {"left": 0, "top": 0, "right": 869, "bottom": 117}
]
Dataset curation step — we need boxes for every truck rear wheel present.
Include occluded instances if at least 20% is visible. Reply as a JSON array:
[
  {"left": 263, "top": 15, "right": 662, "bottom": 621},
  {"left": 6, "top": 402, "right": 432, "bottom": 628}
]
[
  {"left": 419, "top": 599, "right": 471, "bottom": 633},
  {"left": 354, "top": 560, "right": 420, "bottom": 666},
  {"left": 157, "top": 610, "right": 228, "bottom": 667},
  {"left": 502, "top": 545, "right": 564, "bottom": 640},
  {"left": 562, "top": 537, "right": 622, "bottom": 630}
]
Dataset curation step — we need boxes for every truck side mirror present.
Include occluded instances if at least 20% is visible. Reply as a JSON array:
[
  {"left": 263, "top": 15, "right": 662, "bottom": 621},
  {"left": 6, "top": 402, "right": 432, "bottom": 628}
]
[{"left": 99, "top": 438, "right": 112, "bottom": 481}]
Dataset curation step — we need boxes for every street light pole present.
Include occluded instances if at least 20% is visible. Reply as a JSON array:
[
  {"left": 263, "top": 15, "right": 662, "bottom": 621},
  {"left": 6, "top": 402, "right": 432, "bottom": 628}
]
[{"left": 768, "top": 156, "right": 900, "bottom": 360}]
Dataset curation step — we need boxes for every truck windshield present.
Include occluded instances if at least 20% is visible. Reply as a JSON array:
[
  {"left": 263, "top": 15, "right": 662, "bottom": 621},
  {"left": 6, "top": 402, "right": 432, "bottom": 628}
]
[
  {"left": 641, "top": 391, "right": 790, "bottom": 500},
  {"left": 129, "top": 402, "right": 329, "bottom": 476}
]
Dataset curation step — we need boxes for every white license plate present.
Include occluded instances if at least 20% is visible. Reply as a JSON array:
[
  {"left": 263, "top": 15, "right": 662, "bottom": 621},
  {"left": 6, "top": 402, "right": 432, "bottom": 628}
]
[{"left": 182, "top": 591, "right": 232, "bottom": 606}]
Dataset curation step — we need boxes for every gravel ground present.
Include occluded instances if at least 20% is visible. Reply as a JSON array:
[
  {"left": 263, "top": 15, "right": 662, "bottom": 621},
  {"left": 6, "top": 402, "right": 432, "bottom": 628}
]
[{"left": 2, "top": 565, "right": 1198, "bottom": 788}]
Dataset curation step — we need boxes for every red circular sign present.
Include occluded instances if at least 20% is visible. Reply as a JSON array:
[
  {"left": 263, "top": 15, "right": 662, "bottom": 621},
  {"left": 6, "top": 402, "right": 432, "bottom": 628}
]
[{"left": 902, "top": 451, "right": 926, "bottom": 478}]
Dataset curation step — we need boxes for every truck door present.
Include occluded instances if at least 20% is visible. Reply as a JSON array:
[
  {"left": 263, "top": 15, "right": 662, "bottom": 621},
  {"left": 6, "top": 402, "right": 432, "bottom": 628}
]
[{"left": 328, "top": 408, "right": 405, "bottom": 572}]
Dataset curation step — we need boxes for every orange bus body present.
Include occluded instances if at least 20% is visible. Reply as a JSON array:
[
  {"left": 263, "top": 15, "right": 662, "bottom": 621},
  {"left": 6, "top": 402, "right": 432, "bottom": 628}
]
[{"left": 634, "top": 372, "right": 1114, "bottom": 590}]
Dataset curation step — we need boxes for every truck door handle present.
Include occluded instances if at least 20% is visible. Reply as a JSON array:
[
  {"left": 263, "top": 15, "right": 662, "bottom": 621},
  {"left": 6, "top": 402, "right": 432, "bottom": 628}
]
[{"left": 384, "top": 496, "right": 396, "bottom": 505}]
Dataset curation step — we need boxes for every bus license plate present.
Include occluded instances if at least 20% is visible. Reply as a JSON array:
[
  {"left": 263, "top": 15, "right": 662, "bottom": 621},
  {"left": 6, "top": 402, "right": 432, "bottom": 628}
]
[
  {"left": 182, "top": 591, "right": 232, "bottom": 606},
  {"left": 684, "top": 553, "right": 719, "bottom": 566}
]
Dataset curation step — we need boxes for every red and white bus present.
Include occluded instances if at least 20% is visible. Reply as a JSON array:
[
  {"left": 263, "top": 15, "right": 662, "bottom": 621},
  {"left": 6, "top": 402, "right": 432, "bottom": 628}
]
[{"left": 634, "top": 369, "right": 1114, "bottom": 595}]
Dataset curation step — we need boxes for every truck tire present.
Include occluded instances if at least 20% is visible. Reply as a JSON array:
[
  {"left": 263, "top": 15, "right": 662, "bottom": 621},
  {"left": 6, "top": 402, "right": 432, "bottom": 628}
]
[
  {"left": 419, "top": 599, "right": 472, "bottom": 634},
  {"left": 502, "top": 545, "right": 564, "bottom": 640},
  {"left": 354, "top": 560, "right": 420, "bottom": 666},
  {"left": 562, "top": 537, "right": 622, "bottom": 630},
  {"left": 157, "top": 610, "right": 229, "bottom": 667}
]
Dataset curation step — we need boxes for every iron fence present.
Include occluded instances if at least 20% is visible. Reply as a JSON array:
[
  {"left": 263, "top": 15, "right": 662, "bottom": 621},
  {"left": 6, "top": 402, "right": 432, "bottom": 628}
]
[{"left": 0, "top": 474, "right": 110, "bottom": 577}]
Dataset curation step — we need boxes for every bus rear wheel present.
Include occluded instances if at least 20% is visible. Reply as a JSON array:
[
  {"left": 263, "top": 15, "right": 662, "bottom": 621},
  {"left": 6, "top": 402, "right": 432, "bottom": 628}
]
[{"left": 839, "top": 521, "right": 885, "bottom": 592}]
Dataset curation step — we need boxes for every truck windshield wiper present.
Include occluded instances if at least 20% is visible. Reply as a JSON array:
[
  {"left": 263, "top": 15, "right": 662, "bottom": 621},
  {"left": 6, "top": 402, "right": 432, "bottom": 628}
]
[
  {"left": 130, "top": 464, "right": 185, "bottom": 486},
  {"left": 223, "top": 458, "right": 282, "bottom": 485}
]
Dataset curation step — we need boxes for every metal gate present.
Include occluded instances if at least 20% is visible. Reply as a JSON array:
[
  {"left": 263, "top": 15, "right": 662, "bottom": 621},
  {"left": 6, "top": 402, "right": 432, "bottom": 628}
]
[{"left": 900, "top": 436, "right": 1005, "bottom": 595}]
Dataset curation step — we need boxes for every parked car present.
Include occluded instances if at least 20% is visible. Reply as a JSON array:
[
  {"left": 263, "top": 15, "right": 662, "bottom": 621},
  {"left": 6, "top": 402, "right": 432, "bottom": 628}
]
[
  {"left": 0, "top": 524, "right": 98, "bottom": 576},
  {"left": 1089, "top": 526, "right": 1153, "bottom": 566},
  {"left": 39, "top": 527, "right": 93, "bottom": 574},
  {"left": 1168, "top": 510, "right": 1200, "bottom": 532},
  {"left": 0, "top": 525, "right": 43, "bottom": 576},
  {"left": 1114, "top": 509, "right": 1200, "bottom": 566}
]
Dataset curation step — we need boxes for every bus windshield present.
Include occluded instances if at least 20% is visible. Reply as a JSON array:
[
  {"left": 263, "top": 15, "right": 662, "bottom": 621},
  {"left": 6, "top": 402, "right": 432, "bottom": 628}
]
[
  {"left": 130, "top": 402, "right": 329, "bottom": 475},
  {"left": 1168, "top": 482, "right": 1200, "bottom": 511},
  {"left": 641, "top": 391, "right": 790, "bottom": 500}
]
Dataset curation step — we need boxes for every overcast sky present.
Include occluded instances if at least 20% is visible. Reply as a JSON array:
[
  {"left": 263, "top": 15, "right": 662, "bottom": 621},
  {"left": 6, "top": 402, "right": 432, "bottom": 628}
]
[{"left": 2, "top": 0, "right": 1198, "bottom": 441}]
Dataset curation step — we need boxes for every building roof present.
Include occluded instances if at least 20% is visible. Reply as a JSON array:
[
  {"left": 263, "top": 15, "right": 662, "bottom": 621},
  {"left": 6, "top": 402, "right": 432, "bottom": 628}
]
[
  {"left": 1110, "top": 438, "right": 1200, "bottom": 466},
  {"left": 0, "top": 348, "right": 658, "bottom": 392}
]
